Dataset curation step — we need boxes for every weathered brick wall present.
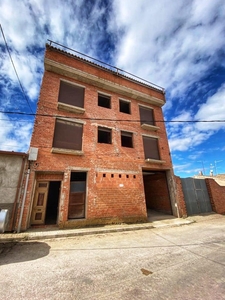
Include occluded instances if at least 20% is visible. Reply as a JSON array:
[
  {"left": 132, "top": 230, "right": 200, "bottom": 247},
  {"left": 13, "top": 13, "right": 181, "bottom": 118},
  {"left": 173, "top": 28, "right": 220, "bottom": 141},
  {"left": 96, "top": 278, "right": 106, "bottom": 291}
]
[
  {"left": 174, "top": 176, "right": 187, "bottom": 217},
  {"left": 19, "top": 46, "right": 174, "bottom": 229},
  {"left": 93, "top": 172, "right": 146, "bottom": 218},
  {"left": 143, "top": 173, "right": 172, "bottom": 214},
  {"left": 205, "top": 178, "right": 225, "bottom": 214}
]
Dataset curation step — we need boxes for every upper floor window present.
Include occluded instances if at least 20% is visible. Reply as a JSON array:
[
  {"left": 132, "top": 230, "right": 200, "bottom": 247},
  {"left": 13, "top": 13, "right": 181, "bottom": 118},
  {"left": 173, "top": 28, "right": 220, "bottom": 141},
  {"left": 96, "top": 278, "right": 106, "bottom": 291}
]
[
  {"left": 98, "top": 127, "right": 112, "bottom": 144},
  {"left": 139, "top": 106, "right": 154, "bottom": 126},
  {"left": 119, "top": 100, "right": 131, "bottom": 114},
  {"left": 98, "top": 93, "right": 111, "bottom": 109},
  {"left": 58, "top": 81, "right": 85, "bottom": 113},
  {"left": 142, "top": 136, "right": 160, "bottom": 160},
  {"left": 121, "top": 131, "right": 133, "bottom": 148},
  {"left": 53, "top": 119, "right": 83, "bottom": 151}
]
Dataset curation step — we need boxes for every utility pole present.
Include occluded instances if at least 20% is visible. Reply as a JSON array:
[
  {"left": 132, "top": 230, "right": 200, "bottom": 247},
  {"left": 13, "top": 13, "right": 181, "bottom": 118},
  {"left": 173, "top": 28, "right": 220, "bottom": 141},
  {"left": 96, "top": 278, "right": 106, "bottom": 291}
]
[{"left": 214, "top": 160, "right": 223, "bottom": 175}]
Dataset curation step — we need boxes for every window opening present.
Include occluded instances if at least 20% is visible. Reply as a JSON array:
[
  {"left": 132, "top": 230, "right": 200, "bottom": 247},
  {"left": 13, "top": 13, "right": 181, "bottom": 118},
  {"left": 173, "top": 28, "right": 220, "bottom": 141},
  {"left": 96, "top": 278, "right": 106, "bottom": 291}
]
[
  {"left": 98, "top": 127, "right": 112, "bottom": 144},
  {"left": 98, "top": 93, "right": 111, "bottom": 108},
  {"left": 119, "top": 100, "right": 130, "bottom": 114},
  {"left": 121, "top": 131, "right": 133, "bottom": 148}
]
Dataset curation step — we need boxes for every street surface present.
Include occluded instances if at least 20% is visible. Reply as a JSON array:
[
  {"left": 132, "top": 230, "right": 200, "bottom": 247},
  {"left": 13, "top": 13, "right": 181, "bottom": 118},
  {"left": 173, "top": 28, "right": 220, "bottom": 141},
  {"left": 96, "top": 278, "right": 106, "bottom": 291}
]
[{"left": 0, "top": 214, "right": 225, "bottom": 300}]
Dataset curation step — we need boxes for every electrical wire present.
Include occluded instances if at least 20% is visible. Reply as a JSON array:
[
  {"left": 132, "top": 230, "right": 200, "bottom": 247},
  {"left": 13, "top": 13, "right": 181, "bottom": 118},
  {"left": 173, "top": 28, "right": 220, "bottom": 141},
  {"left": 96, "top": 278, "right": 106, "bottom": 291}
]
[
  {"left": 0, "top": 110, "right": 225, "bottom": 123},
  {"left": 0, "top": 24, "right": 34, "bottom": 114}
]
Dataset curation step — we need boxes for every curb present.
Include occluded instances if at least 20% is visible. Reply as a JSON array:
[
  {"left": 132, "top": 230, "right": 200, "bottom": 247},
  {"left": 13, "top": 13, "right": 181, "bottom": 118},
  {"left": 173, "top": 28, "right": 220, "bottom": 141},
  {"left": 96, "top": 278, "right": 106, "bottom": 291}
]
[{"left": 0, "top": 219, "right": 194, "bottom": 243}]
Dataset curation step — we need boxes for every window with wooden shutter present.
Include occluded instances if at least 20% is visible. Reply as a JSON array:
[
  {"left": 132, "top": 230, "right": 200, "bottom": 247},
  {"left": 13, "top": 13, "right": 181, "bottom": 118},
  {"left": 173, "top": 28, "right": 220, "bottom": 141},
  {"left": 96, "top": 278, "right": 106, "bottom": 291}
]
[
  {"left": 139, "top": 106, "right": 154, "bottom": 126},
  {"left": 53, "top": 119, "right": 83, "bottom": 151},
  {"left": 58, "top": 81, "right": 84, "bottom": 108},
  {"left": 143, "top": 136, "right": 160, "bottom": 160}
]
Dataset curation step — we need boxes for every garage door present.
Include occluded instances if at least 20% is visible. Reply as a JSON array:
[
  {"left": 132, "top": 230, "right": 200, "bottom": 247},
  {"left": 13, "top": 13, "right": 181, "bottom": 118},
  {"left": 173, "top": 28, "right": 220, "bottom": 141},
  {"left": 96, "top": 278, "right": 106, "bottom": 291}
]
[{"left": 181, "top": 178, "right": 212, "bottom": 215}]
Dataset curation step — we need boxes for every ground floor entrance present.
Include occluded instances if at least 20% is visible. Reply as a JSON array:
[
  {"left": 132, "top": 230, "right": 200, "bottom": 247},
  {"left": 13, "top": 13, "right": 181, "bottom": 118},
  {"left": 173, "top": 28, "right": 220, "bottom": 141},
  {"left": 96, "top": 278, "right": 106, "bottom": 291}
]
[
  {"left": 31, "top": 181, "right": 61, "bottom": 225},
  {"left": 142, "top": 170, "right": 173, "bottom": 217}
]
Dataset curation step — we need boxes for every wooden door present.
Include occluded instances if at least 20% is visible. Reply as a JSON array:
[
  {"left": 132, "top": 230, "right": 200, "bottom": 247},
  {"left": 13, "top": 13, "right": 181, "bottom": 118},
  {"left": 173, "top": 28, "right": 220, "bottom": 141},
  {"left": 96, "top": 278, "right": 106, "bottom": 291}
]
[
  {"left": 31, "top": 182, "right": 49, "bottom": 224},
  {"left": 68, "top": 181, "right": 86, "bottom": 219}
]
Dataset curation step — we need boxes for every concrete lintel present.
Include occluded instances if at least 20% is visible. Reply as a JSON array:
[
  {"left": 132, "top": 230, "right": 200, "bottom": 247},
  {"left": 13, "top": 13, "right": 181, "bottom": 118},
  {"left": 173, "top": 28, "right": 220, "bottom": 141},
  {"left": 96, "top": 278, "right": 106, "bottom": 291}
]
[{"left": 45, "top": 58, "right": 165, "bottom": 107}]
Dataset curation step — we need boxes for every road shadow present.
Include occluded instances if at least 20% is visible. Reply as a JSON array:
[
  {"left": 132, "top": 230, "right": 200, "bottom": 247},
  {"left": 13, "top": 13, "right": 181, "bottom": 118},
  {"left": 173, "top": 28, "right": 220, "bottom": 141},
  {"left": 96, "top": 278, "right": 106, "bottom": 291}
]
[{"left": 0, "top": 241, "right": 50, "bottom": 266}]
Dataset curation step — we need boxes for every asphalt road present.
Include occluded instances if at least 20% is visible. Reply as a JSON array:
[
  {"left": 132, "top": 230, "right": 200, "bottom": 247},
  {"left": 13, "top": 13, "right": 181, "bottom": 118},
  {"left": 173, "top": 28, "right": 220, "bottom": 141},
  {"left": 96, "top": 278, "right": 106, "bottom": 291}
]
[{"left": 0, "top": 214, "right": 225, "bottom": 300}]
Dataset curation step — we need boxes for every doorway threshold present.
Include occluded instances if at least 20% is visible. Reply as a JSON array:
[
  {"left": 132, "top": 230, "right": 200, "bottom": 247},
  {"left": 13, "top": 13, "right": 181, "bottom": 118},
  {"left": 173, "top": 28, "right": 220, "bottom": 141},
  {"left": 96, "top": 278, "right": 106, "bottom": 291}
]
[{"left": 147, "top": 209, "right": 175, "bottom": 222}]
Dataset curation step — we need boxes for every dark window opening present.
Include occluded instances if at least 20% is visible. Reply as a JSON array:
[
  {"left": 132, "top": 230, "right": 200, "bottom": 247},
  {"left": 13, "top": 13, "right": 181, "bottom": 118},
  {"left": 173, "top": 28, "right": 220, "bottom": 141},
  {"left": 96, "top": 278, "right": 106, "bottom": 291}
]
[
  {"left": 103, "top": 174, "right": 106, "bottom": 177},
  {"left": 58, "top": 81, "right": 84, "bottom": 108},
  {"left": 111, "top": 174, "right": 114, "bottom": 178},
  {"left": 133, "top": 175, "right": 136, "bottom": 179},
  {"left": 126, "top": 175, "right": 129, "bottom": 178},
  {"left": 98, "top": 94, "right": 111, "bottom": 108},
  {"left": 143, "top": 136, "right": 160, "bottom": 160},
  {"left": 139, "top": 106, "right": 154, "bottom": 126},
  {"left": 98, "top": 127, "right": 112, "bottom": 144},
  {"left": 119, "top": 100, "right": 130, "bottom": 114},
  {"left": 121, "top": 131, "right": 133, "bottom": 148},
  {"left": 119, "top": 174, "right": 122, "bottom": 178},
  {"left": 70, "top": 172, "right": 86, "bottom": 181},
  {"left": 53, "top": 119, "right": 83, "bottom": 151}
]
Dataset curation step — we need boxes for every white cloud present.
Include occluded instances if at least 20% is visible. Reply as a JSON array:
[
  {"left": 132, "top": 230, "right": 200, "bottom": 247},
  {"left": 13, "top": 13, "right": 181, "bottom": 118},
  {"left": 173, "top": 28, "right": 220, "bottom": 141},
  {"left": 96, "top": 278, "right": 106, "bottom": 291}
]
[
  {"left": 0, "top": 113, "right": 33, "bottom": 152},
  {"left": 112, "top": 0, "right": 225, "bottom": 100},
  {"left": 195, "top": 84, "right": 225, "bottom": 131}
]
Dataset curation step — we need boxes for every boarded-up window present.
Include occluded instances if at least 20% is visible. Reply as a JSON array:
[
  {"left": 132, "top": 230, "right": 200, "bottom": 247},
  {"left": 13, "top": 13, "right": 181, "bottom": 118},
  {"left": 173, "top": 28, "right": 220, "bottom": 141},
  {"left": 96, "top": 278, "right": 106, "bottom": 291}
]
[
  {"left": 139, "top": 106, "right": 154, "bottom": 126},
  {"left": 58, "top": 81, "right": 84, "bottom": 108},
  {"left": 53, "top": 119, "right": 83, "bottom": 150},
  {"left": 143, "top": 136, "right": 160, "bottom": 160}
]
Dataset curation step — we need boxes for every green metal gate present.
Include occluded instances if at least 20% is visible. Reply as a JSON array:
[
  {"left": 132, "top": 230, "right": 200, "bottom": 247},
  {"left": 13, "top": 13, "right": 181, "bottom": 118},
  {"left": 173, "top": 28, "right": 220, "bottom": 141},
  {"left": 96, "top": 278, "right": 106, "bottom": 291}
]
[{"left": 181, "top": 178, "right": 212, "bottom": 215}]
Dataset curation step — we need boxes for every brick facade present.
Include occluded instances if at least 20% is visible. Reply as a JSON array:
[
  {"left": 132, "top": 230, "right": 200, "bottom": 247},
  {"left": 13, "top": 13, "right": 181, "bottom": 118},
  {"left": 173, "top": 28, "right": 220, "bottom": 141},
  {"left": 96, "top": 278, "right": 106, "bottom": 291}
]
[
  {"left": 205, "top": 178, "right": 225, "bottom": 214},
  {"left": 174, "top": 176, "right": 187, "bottom": 217},
  {"left": 17, "top": 44, "right": 177, "bottom": 231}
]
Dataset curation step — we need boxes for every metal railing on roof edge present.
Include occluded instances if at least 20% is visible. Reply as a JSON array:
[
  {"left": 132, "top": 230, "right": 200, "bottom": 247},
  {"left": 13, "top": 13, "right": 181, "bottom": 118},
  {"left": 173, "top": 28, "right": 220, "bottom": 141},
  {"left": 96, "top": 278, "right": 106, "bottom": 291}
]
[{"left": 47, "top": 39, "right": 165, "bottom": 93}]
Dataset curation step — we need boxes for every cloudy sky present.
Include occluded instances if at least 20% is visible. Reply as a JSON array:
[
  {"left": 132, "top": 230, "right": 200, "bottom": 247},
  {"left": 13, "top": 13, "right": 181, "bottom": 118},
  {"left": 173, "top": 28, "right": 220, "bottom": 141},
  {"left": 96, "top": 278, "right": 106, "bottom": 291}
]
[{"left": 0, "top": 0, "right": 225, "bottom": 177}]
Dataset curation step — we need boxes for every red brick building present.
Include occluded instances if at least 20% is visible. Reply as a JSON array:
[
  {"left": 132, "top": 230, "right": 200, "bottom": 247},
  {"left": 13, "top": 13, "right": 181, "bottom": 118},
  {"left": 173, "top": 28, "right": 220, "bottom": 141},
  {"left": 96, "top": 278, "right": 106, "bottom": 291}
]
[{"left": 18, "top": 43, "right": 178, "bottom": 230}]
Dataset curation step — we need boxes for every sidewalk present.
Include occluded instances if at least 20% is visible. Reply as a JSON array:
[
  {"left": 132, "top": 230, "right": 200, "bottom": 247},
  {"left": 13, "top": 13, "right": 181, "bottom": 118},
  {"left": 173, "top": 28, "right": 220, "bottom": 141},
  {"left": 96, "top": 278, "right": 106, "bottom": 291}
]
[{"left": 0, "top": 214, "right": 195, "bottom": 242}]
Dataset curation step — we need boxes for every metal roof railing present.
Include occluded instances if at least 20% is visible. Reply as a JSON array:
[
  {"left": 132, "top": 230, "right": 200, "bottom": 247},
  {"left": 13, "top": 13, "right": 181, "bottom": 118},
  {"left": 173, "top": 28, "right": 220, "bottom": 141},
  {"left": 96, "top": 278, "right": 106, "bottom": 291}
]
[{"left": 47, "top": 39, "right": 165, "bottom": 93}]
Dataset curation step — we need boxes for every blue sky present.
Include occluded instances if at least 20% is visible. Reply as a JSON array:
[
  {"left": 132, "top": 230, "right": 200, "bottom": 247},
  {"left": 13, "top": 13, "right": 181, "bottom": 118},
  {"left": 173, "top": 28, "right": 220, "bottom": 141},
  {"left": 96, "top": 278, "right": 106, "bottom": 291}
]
[{"left": 0, "top": 0, "right": 225, "bottom": 177}]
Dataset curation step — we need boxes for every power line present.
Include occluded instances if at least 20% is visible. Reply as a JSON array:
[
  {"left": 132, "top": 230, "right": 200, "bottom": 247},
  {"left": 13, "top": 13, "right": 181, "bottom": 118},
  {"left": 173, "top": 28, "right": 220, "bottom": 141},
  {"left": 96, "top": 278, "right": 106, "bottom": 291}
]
[
  {"left": 0, "top": 24, "right": 34, "bottom": 114},
  {"left": 0, "top": 110, "right": 225, "bottom": 123}
]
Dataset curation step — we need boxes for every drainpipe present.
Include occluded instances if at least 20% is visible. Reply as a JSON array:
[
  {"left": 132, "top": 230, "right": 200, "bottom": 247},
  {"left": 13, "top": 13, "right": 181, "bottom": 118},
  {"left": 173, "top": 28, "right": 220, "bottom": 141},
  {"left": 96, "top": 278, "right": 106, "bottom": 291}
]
[
  {"left": 175, "top": 202, "right": 180, "bottom": 218},
  {"left": 12, "top": 155, "right": 27, "bottom": 231},
  {"left": 17, "top": 162, "right": 31, "bottom": 233}
]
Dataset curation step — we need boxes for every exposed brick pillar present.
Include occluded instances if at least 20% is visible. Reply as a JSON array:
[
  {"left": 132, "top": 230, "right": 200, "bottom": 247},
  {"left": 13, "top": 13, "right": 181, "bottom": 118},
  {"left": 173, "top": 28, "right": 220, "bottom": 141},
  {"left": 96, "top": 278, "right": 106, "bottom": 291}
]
[{"left": 174, "top": 176, "right": 187, "bottom": 217}]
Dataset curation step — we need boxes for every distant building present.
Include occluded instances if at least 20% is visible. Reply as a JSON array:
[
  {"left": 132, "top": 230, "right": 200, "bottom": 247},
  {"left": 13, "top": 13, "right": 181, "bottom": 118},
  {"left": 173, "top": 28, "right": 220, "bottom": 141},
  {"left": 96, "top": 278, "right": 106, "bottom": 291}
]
[
  {"left": 17, "top": 43, "right": 177, "bottom": 231},
  {"left": 0, "top": 150, "right": 27, "bottom": 231}
]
